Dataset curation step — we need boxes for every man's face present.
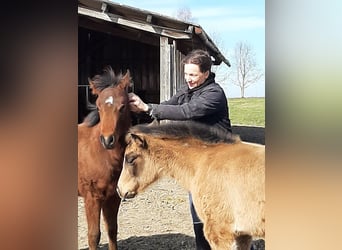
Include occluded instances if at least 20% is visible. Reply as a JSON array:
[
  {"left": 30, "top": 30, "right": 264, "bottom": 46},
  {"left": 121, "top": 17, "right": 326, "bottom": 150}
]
[{"left": 184, "top": 63, "right": 209, "bottom": 89}]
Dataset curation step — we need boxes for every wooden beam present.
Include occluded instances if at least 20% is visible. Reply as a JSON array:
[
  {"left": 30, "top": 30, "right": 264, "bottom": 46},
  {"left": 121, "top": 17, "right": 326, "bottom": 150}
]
[
  {"left": 78, "top": 17, "right": 160, "bottom": 47},
  {"left": 146, "top": 14, "right": 152, "bottom": 23},
  {"left": 78, "top": 6, "right": 193, "bottom": 40},
  {"left": 101, "top": 3, "right": 107, "bottom": 13}
]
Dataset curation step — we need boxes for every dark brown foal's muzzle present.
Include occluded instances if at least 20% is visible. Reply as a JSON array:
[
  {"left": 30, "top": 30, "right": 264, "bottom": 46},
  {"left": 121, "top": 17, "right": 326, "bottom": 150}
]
[{"left": 100, "top": 134, "right": 115, "bottom": 149}]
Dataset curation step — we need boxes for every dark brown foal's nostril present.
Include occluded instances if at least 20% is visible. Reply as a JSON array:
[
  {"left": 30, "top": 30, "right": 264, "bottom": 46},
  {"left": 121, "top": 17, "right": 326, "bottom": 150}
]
[{"left": 100, "top": 134, "right": 115, "bottom": 149}]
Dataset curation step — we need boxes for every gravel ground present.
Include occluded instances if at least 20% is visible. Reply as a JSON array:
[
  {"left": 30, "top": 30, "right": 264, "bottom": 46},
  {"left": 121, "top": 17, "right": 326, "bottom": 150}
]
[
  {"left": 78, "top": 126, "right": 265, "bottom": 250},
  {"left": 78, "top": 178, "right": 265, "bottom": 250},
  {"left": 78, "top": 178, "right": 195, "bottom": 250}
]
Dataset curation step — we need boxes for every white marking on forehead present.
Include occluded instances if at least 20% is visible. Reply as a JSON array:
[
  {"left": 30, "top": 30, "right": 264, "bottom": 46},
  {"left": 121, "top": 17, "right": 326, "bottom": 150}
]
[{"left": 105, "top": 96, "right": 114, "bottom": 105}]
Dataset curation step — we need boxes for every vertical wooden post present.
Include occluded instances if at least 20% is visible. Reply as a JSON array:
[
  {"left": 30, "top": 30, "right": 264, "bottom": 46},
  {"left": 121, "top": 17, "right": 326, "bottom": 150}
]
[
  {"left": 160, "top": 37, "right": 171, "bottom": 102},
  {"left": 175, "top": 49, "right": 184, "bottom": 91},
  {"left": 170, "top": 41, "right": 177, "bottom": 97}
]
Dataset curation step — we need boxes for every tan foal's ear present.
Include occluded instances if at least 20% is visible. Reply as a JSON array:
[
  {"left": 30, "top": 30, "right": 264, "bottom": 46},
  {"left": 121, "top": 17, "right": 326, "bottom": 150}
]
[{"left": 130, "top": 133, "right": 147, "bottom": 149}]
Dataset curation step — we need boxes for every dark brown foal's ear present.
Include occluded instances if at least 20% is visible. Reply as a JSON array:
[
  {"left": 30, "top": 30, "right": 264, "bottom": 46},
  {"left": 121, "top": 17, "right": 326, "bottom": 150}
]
[
  {"left": 119, "top": 69, "right": 131, "bottom": 91},
  {"left": 88, "top": 77, "right": 100, "bottom": 96},
  {"left": 130, "top": 133, "right": 147, "bottom": 149}
]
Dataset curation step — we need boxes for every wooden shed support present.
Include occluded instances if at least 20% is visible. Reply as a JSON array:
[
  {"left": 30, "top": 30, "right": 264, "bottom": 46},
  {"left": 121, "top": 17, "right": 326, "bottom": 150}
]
[{"left": 160, "top": 37, "right": 171, "bottom": 102}]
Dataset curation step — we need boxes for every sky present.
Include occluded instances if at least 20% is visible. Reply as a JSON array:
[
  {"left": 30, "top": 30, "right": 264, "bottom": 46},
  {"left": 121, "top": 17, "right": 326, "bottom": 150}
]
[{"left": 111, "top": 0, "right": 265, "bottom": 98}]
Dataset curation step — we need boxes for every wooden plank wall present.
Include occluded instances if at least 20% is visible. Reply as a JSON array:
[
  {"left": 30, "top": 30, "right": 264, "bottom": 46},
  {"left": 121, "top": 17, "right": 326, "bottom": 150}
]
[
  {"left": 78, "top": 27, "right": 160, "bottom": 122},
  {"left": 159, "top": 38, "right": 186, "bottom": 103}
]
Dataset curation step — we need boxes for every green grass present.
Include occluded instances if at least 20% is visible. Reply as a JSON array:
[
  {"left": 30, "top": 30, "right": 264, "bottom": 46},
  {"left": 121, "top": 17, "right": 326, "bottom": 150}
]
[{"left": 228, "top": 97, "right": 265, "bottom": 127}]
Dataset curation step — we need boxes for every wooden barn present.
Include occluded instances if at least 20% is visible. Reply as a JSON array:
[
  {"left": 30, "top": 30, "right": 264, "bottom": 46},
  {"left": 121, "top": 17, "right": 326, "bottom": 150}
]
[{"left": 78, "top": 0, "right": 230, "bottom": 123}]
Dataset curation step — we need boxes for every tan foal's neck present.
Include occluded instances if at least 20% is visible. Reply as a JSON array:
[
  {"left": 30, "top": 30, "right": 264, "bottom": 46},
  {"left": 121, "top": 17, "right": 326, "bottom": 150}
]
[{"left": 150, "top": 138, "right": 199, "bottom": 192}]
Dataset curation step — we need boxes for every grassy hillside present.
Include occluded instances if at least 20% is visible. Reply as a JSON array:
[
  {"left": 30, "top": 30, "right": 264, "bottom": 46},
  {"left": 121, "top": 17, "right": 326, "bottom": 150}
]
[{"left": 228, "top": 97, "right": 265, "bottom": 127}]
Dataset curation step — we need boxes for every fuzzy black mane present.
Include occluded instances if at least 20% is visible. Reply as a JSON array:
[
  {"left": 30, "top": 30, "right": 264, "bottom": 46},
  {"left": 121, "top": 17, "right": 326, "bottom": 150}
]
[
  {"left": 90, "top": 66, "right": 125, "bottom": 92},
  {"left": 83, "top": 109, "right": 100, "bottom": 127},
  {"left": 131, "top": 121, "right": 239, "bottom": 144}
]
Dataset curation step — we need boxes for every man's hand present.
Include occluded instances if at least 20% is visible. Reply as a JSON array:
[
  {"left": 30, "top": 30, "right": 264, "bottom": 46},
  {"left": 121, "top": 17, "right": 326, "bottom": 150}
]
[{"left": 128, "top": 93, "right": 149, "bottom": 112}]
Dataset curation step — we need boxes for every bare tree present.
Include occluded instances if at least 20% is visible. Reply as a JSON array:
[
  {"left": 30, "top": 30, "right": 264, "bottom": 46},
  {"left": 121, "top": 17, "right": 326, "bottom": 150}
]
[
  {"left": 174, "top": 7, "right": 197, "bottom": 23},
  {"left": 231, "top": 41, "right": 263, "bottom": 98},
  {"left": 208, "top": 31, "right": 232, "bottom": 93}
]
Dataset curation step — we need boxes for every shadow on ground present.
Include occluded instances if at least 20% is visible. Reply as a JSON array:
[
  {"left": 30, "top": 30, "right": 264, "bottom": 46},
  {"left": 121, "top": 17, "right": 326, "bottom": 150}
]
[
  {"left": 80, "top": 234, "right": 265, "bottom": 250},
  {"left": 232, "top": 125, "right": 265, "bottom": 145},
  {"left": 117, "top": 234, "right": 194, "bottom": 250},
  {"left": 79, "top": 234, "right": 194, "bottom": 250}
]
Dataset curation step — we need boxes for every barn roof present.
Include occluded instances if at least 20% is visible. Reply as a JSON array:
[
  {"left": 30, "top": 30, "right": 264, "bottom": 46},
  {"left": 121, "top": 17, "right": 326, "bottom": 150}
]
[{"left": 78, "top": 0, "right": 231, "bottom": 67}]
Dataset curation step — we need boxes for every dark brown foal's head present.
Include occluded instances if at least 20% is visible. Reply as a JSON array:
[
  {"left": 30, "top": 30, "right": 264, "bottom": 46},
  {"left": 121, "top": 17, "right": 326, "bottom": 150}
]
[{"left": 88, "top": 66, "right": 131, "bottom": 149}]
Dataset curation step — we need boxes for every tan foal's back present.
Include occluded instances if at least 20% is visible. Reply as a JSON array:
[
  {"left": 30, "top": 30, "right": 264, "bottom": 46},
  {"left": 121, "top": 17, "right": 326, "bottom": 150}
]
[{"left": 178, "top": 141, "right": 265, "bottom": 247}]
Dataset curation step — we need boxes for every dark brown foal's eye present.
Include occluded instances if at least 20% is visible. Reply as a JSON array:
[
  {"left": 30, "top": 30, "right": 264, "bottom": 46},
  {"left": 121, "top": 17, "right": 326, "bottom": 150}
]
[{"left": 119, "top": 104, "right": 126, "bottom": 113}]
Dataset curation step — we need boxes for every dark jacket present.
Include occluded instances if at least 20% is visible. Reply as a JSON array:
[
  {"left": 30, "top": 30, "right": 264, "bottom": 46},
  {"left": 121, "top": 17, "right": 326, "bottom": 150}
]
[{"left": 149, "top": 73, "right": 232, "bottom": 132}]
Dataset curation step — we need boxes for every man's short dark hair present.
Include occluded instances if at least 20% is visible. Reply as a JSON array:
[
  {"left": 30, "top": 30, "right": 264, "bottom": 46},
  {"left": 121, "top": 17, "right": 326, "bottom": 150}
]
[{"left": 181, "top": 49, "right": 212, "bottom": 73}]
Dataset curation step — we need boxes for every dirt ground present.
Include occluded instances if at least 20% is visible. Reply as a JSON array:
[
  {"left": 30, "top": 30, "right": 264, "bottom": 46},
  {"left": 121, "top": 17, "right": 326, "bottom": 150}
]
[{"left": 78, "top": 125, "right": 265, "bottom": 250}]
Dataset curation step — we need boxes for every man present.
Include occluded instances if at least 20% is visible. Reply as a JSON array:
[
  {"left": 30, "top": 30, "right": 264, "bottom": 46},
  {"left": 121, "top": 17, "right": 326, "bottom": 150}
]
[{"left": 129, "top": 49, "right": 231, "bottom": 250}]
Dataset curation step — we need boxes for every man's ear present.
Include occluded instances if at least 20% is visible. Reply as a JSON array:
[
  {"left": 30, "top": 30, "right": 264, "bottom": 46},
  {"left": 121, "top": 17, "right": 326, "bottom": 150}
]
[{"left": 204, "top": 70, "right": 210, "bottom": 79}]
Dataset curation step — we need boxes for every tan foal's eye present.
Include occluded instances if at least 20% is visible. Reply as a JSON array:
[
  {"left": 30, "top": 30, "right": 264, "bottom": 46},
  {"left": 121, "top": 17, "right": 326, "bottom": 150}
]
[{"left": 125, "top": 154, "right": 137, "bottom": 165}]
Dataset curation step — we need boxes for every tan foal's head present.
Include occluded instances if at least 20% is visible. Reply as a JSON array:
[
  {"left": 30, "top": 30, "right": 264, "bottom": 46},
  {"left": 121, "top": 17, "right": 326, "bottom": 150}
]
[{"left": 116, "top": 132, "right": 158, "bottom": 200}]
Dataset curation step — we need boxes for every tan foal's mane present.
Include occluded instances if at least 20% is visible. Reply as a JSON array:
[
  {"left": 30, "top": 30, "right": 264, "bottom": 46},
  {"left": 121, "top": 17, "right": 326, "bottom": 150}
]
[{"left": 130, "top": 121, "right": 239, "bottom": 144}]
